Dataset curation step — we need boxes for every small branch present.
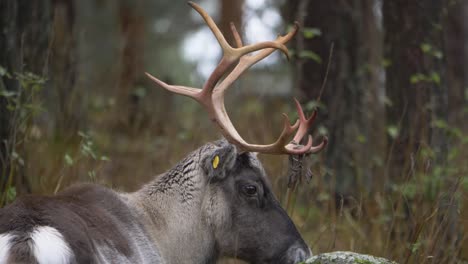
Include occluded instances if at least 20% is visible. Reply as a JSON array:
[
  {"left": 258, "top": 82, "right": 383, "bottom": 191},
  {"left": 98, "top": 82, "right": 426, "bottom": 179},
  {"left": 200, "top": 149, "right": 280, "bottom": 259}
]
[{"left": 317, "top": 42, "right": 334, "bottom": 103}]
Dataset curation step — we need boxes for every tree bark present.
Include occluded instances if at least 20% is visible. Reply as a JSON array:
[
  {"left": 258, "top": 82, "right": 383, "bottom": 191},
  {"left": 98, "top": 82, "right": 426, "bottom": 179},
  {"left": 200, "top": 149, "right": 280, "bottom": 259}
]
[
  {"left": 360, "top": 0, "right": 385, "bottom": 192},
  {"left": 0, "top": 0, "right": 53, "bottom": 198},
  {"left": 285, "top": 0, "right": 384, "bottom": 195},
  {"left": 383, "top": 0, "right": 446, "bottom": 183},
  {"left": 219, "top": 0, "right": 244, "bottom": 47},
  {"left": 384, "top": 1, "right": 457, "bottom": 261},
  {"left": 445, "top": 1, "right": 467, "bottom": 128},
  {"left": 49, "top": 0, "right": 84, "bottom": 139},
  {"left": 115, "top": 0, "right": 146, "bottom": 131}
]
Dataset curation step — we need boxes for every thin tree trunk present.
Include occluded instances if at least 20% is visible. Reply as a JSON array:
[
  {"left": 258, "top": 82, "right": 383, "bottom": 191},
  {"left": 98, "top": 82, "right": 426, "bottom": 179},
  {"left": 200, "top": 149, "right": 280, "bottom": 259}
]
[
  {"left": 0, "top": 0, "right": 54, "bottom": 199},
  {"left": 384, "top": 1, "right": 456, "bottom": 261},
  {"left": 286, "top": 0, "right": 380, "bottom": 196},
  {"left": 219, "top": 0, "right": 244, "bottom": 47},
  {"left": 50, "top": 0, "right": 84, "bottom": 139},
  {"left": 360, "top": 0, "right": 385, "bottom": 192},
  {"left": 383, "top": 0, "right": 446, "bottom": 183},
  {"left": 445, "top": 1, "right": 467, "bottom": 128},
  {"left": 115, "top": 1, "right": 146, "bottom": 130},
  {"left": 442, "top": 0, "right": 466, "bottom": 260}
]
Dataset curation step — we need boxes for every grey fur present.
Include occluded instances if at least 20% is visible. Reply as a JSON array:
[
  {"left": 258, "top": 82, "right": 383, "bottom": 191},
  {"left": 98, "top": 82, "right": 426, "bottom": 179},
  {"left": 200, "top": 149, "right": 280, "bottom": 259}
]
[{"left": 0, "top": 140, "right": 310, "bottom": 263}]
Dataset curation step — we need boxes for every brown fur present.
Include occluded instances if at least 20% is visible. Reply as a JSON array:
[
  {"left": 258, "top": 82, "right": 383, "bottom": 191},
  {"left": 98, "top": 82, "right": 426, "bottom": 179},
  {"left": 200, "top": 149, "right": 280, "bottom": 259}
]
[
  {"left": 0, "top": 184, "right": 144, "bottom": 263},
  {"left": 0, "top": 140, "right": 310, "bottom": 264}
]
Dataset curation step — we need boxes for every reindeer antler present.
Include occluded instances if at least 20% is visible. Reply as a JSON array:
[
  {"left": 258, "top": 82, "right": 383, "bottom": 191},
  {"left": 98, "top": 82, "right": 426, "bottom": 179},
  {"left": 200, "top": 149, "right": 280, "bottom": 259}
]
[{"left": 146, "top": 1, "right": 327, "bottom": 155}]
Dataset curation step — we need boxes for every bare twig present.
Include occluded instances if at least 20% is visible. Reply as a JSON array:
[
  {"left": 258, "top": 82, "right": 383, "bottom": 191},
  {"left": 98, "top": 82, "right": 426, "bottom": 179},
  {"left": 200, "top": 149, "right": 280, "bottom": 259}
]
[{"left": 317, "top": 42, "right": 334, "bottom": 103}]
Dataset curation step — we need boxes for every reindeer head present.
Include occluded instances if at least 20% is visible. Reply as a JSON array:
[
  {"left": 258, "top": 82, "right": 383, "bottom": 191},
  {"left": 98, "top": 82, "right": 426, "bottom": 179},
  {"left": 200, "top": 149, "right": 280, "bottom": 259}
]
[
  {"left": 200, "top": 140, "right": 311, "bottom": 263},
  {"left": 146, "top": 2, "right": 327, "bottom": 263}
]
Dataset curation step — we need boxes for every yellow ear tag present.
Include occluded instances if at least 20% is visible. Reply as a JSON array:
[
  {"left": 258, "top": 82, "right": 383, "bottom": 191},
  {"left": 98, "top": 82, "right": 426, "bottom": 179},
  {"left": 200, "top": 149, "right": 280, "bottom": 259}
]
[{"left": 212, "top": 155, "right": 220, "bottom": 169}]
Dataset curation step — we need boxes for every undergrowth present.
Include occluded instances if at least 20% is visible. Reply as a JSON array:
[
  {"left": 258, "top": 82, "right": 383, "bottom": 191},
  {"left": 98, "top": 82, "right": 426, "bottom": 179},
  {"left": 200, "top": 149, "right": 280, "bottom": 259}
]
[{"left": 0, "top": 73, "right": 466, "bottom": 263}]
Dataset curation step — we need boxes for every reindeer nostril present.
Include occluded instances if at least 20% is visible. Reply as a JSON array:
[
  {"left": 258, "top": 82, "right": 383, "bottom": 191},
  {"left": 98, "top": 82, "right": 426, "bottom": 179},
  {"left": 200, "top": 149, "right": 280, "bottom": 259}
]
[
  {"left": 293, "top": 248, "right": 308, "bottom": 262},
  {"left": 284, "top": 242, "right": 312, "bottom": 263}
]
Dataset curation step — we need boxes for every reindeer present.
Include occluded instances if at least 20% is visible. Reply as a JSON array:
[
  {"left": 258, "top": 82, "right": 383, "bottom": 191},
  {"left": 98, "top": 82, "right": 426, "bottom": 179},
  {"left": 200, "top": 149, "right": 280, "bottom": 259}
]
[{"left": 0, "top": 2, "right": 327, "bottom": 264}]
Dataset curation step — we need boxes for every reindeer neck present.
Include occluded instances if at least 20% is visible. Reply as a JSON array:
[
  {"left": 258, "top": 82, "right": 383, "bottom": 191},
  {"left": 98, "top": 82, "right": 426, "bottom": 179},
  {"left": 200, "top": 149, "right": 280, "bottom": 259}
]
[{"left": 126, "top": 146, "right": 218, "bottom": 263}]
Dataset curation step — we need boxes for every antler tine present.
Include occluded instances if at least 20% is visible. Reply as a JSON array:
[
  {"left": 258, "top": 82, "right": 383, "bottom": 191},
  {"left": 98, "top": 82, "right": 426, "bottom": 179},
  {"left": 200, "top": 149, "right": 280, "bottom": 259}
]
[
  {"left": 145, "top": 73, "right": 199, "bottom": 98},
  {"left": 291, "top": 98, "right": 317, "bottom": 144},
  {"left": 188, "top": 1, "right": 290, "bottom": 94},
  {"left": 146, "top": 3, "right": 291, "bottom": 112},
  {"left": 220, "top": 114, "right": 308, "bottom": 155},
  {"left": 215, "top": 22, "right": 299, "bottom": 95},
  {"left": 286, "top": 99, "right": 328, "bottom": 154},
  {"left": 189, "top": 2, "right": 289, "bottom": 58},
  {"left": 208, "top": 22, "right": 319, "bottom": 155},
  {"left": 208, "top": 21, "right": 326, "bottom": 155},
  {"left": 230, "top": 22, "right": 243, "bottom": 48},
  {"left": 308, "top": 137, "right": 328, "bottom": 154},
  {"left": 146, "top": 3, "right": 326, "bottom": 156}
]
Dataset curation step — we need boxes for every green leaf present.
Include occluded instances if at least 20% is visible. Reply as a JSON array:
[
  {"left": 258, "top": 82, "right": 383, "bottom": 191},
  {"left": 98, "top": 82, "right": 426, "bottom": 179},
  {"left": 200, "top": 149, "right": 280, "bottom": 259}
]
[
  {"left": 381, "top": 58, "right": 392, "bottom": 68},
  {"left": 100, "top": 156, "right": 110, "bottom": 161},
  {"left": 383, "top": 96, "right": 393, "bottom": 107},
  {"left": 410, "top": 73, "right": 425, "bottom": 84},
  {"left": 88, "top": 170, "right": 96, "bottom": 179},
  {"left": 0, "top": 66, "right": 7, "bottom": 76},
  {"left": 401, "top": 182, "right": 417, "bottom": 199},
  {"left": 430, "top": 72, "right": 440, "bottom": 85},
  {"left": 305, "top": 100, "right": 326, "bottom": 112},
  {"left": 357, "top": 134, "right": 367, "bottom": 143},
  {"left": 420, "top": 43, "right": 432, "bottom": 53},
  {"left": 78, "top": 131, "right": 88, "bottom": 139},
  {"left": 64, "top": 153, "right": 74, "bottom": 166},
  {"left": 410, "top": 241, "right": 421, "bottom": 253},
  {"left": 0, "top": 90, "right": 18, "bottom": 98},
  {"left": 6, "top": 187, "right": 16, "bottom": 203},
  {"left": 17, "top": 156, "right": 25, "bottom": 167},
  {"left": 302, "top": 27, "right": 321, "bottom": 39},
  {"left": 432, "top": 50, "right": 443, "bottom": 59},
  {"left": 6, "top": 104, "right": 16, "bottom": 111},
  {"left": 11, "top": 151, "right": 19, "bottom": 160},
  {"left": 317, "top": 192, "right": 330, "bottom": 201},
  {"left": 387, "top": 126, "right": 399, "bottom": 139},
  {"left": 317, "top": 125, "right": 328, "bottom": 136},
  {"left": 433, "top": 119, "right": 447, "bottom": 129},
  {"left": 298, "top": 50, "right": 322, "bottom": 63}
]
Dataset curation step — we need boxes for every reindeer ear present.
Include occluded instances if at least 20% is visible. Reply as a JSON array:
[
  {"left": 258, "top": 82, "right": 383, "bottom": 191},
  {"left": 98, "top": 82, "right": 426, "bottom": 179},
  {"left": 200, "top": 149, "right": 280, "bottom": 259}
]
[{"left": 202, "top": 141, "right": 237, "bottom": 182}]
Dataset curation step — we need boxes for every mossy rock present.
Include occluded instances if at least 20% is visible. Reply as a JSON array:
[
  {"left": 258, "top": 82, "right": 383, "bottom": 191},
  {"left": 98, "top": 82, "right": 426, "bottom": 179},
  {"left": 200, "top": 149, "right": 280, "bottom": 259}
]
[{"left": 304, "top": 251, "right": 398, "bottom": 264}]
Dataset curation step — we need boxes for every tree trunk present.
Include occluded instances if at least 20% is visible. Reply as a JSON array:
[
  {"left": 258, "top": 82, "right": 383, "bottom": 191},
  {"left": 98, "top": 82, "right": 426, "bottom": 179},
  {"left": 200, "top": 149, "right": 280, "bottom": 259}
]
[
  {"left": 442, "top": 0, "right": 466, "bottom": 261},
  {"left": 115, "top": 0, "right": 146, "bottom": 131},
  {"left": 0, "top": 0, "right": 53, "bottom": 200},
  {"left": 49, "top": 0, "right": 84, "bottom": 139},
  {"left": 219, "top": 0, "right": 244, "bottom": 47},
  {"left": 285, "top": 0, "right": 384, "bottom": 196},
  {"left": 360, "top": 0, "right": 385, "bottom": 192},
  {"left": 445, "top": 1, "right": 467, "bottom": 128},
  {"left": 383, "top": 1, "right": 457, "bottom": 261},
  {"left": 383, "top": 0, "right": 446, "bottom": 183}
]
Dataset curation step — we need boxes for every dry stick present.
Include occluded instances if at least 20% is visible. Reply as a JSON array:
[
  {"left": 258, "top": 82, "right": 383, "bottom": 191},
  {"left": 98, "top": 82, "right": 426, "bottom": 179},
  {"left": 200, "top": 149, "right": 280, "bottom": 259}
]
[
  {"left": 285, "top": 178, "right": 299, "bottom": 214},
  {"left": 423, "top": 177, "right": 462, "bottom": 263},
  {"left": 54, "top": 167, "right": 67, "bottom": 194},
  {"left": 285, "top": 42, "right": 334, "bottom": 214},
  {"left": 317, "top": 42, "right": 334, "bottom": 103},
  {"left": 383, "top": 102, "right": 408, "bottom": 257}
]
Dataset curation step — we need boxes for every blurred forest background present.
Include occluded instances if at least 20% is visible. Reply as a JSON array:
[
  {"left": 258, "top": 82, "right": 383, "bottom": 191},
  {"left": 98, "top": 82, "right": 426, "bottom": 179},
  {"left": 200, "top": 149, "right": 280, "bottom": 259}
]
[{"left": 0, "top": 0, "right": 467, "bottom": 263}]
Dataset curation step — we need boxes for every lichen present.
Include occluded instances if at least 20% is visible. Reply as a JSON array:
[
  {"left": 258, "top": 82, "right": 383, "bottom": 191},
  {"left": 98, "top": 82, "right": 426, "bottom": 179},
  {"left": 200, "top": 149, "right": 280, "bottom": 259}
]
[{"left": 305, "top": 251, "right": 398, "bottom": 264}]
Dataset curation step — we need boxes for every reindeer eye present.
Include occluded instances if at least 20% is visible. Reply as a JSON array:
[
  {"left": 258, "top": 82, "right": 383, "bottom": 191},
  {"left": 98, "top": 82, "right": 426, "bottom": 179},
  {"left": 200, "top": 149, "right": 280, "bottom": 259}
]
[{"left": 242, "top": 185, "right": 257, "bottom": 196}]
